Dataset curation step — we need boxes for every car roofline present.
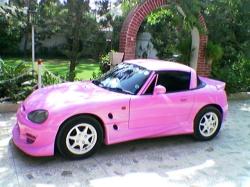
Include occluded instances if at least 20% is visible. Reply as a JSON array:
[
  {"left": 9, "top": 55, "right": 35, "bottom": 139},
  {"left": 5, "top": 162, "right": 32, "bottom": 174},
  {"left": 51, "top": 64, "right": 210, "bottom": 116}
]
[{"left": 123, "top": 59, "right": 192, "bottom": 72}]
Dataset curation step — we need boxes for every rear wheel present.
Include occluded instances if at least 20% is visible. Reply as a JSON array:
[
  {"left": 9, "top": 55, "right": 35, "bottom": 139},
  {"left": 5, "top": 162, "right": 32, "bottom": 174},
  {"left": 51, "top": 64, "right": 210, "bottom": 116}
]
[
  {"left": 194, "top": 106, "right": 222, "bottom": 141},
  {"left": 56, "top": 115, "right": 103, "bottom": 159}
]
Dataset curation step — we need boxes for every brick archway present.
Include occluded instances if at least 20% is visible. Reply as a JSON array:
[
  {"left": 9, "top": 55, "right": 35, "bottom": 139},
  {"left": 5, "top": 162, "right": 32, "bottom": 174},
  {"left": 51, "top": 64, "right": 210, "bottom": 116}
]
[{"left": 119, "top": 0, "right": 210, "bottom": 76}]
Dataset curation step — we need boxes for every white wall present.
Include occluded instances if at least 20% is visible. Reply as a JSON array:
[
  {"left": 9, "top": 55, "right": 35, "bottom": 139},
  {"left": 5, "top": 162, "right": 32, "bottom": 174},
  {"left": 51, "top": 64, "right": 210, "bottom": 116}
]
[{"left": 19, "top": 33, "right": 66, "bottom": 51}]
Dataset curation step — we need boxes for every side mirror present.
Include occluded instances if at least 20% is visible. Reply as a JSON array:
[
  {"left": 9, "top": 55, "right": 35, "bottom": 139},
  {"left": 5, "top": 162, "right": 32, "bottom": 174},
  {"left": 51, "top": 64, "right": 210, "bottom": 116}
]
[{"left": 154, "top": 85, "right": 166, "bottom": 95}]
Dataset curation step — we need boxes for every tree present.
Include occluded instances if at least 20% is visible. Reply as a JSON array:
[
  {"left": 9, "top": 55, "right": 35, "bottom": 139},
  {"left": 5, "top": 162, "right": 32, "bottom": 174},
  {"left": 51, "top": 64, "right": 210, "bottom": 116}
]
[
  {"left": 35, "top": 0, "right": 106, "bottom": 80},
  {"left": 53, "top": 0, "right": 106, "bottom": 81},
  {"left": 202, "top": 0, "right": 250, "bottom": 65},
  {"left": 200, "top": 0, "right": 250, "bottom": 92},
  {"left": 0, "top": 3, "right": 27, "bottom": 56},
  {"left": 9, "top": 0, "right": 37, "bottom": 57},
  {"left": 119, "top": 0, "right": 141, "bottom": 16},
  {"left": 58, "top": 0, "right": 90, "bottom": 81},
  {"left": 94, "top": 0, "right": 112, "bottom": 28},
  {"left": 35, "top": 0, "right": 64, "bottom": 57},
  {"left": 110, "top": 15, "right": 124, "bottom": 51},
  {"left": 142, "top": 0, "right": 202, "bottom": 65}
]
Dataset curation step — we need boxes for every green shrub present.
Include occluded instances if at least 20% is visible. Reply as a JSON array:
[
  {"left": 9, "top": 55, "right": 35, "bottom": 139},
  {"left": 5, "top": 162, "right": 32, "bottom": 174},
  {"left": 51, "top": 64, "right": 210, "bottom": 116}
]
[
  {"left": 99, "top": 53, "right": 111, "bottom": 73},
  {"left": 212, "top": 55, "right": 250, "bottom": 93},
  {"left": 91, "top": 53, "right": 111, "bottom": 80},
  {"left": 176, "top": 37, "right": 192, "bottom": 64},
  {"left": 206, "top": 41, "right": 224, "bottom": 62},
  {"left": 91, "top": 71, "right": 103, "bottom": 80},
  {"left": 0, "top": 59, "right": 65, "bottom": 102},
  {"left": 42, "top": 70, "right": 65, "bottom": 86},
  {"left": 0, "top": 59, "right": 36, "bottom": 102}
]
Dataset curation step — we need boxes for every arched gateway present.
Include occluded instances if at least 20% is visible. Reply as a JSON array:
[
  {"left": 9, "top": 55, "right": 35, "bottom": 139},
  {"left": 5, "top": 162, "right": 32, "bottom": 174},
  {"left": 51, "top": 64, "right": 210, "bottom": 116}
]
[{"left": 119, "top": 0, "right": 211, "bottom": 76}]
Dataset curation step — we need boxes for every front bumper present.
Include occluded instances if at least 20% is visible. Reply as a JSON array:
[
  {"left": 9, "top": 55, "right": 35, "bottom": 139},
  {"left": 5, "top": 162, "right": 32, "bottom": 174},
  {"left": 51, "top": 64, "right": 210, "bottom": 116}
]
[
  {"left": 12, "top": 123, "right": 54, "bottom": 157},
  {"left": 12, "top": 107, "right": 57, "bottom": 157}
]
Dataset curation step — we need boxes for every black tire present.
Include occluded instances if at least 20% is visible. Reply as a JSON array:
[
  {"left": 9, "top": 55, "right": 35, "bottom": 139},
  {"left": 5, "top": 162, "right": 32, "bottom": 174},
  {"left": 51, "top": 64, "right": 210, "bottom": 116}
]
[
  {"left": 56, "top": 115, "right": 103, "bottom": 159},
  {"left": 193, "top": 106, "right": 222, "bottom": 141}
]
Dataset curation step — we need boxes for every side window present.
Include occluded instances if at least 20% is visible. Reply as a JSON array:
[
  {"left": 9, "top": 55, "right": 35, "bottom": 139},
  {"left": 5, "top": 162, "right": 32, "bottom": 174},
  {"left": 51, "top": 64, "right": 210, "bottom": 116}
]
[
  {"left": 144, "top": 76, "right": 156, "bottom": 95},
  {"left": 157, "top": 71, "right": 191, "bottom": 92}
]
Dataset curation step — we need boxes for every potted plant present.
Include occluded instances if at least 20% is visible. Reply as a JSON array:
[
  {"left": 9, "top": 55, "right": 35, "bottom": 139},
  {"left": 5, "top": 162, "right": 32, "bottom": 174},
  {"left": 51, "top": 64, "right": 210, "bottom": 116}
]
[{"left": 206, "top": 41, "right": 223, "bottom": 65}]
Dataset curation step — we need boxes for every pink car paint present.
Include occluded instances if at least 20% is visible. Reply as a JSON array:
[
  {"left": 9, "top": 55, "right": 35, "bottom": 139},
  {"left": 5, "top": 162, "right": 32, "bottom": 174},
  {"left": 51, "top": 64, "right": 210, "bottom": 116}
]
[{"left": 12, "top": 59, "right": 228, "bottom": 157}]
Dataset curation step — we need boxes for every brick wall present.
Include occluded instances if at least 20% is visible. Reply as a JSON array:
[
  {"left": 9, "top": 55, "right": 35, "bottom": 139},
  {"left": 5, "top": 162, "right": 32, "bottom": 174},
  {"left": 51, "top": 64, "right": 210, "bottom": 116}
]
[{"left": 119, "top": 0, "right": 211, "bottom": 77}]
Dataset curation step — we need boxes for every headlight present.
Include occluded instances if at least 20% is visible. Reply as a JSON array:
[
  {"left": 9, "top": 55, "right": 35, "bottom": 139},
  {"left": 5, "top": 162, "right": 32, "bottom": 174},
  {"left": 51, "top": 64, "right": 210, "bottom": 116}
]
[{"left": 28, "top": 109, "right": 48, "bottom": 124}]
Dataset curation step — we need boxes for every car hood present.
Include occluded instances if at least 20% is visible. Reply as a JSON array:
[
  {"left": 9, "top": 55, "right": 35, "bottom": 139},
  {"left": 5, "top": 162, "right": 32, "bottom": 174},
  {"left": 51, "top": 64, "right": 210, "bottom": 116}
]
[{"left": 23, "top": 81, "right": 125, "bottom": 112}]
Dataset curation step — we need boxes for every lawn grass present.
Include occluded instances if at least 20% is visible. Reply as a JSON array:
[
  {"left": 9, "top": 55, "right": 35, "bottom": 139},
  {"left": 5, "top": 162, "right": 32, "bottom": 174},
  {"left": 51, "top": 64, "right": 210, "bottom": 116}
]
[{"left": 3, "top": 58, "right": 100, "bottom": 80}]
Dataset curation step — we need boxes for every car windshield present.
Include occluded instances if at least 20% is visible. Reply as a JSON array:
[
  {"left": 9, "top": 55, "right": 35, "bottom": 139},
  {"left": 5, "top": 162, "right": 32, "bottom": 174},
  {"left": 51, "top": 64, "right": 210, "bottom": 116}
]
[{"left": 92, "top": 63, "right": 151, "bottom": 95}]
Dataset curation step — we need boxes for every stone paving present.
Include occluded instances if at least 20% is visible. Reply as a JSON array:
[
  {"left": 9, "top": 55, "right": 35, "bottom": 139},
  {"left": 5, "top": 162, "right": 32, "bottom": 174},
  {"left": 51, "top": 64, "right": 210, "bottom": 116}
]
[{"left": 0, "top": 100, "right": 250, "bottom": 187}]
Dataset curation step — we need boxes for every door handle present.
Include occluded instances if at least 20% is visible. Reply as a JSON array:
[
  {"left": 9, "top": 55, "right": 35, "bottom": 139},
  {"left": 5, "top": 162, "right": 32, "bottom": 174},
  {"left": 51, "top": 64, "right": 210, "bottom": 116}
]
[{"left": 180, "top": 98, "right": 187, "bottom": 102}]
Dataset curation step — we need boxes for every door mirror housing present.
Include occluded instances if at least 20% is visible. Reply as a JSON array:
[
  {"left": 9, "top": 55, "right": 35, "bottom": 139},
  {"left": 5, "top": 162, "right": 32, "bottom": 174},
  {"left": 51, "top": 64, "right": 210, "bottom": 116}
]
[{"left": 154, "top": 85, "right": 166, "bottom": 95}]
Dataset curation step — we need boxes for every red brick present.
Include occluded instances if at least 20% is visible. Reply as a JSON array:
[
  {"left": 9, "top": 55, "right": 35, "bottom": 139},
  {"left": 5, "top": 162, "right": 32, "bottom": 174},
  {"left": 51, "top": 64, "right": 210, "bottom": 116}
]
[{"left": 119, "top": 0, "right": 210, "bottom": 76}]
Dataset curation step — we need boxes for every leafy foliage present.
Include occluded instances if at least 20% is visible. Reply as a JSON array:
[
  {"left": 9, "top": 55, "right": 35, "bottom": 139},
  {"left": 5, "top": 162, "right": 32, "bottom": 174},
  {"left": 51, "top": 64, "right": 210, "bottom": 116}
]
[
  {"left": 145, "top": 7, "right": 191, "bottom": 63},
  {"left": 110, "top": 16, "right": 124, "bottom": 51},
  {"left": 99, "top": 53, "right": 111, "bottom": 73},
  {"left": 120, "top": 0, "right": 141, "bottom": 16},
  {"left": 176, "top": 37, "right": 192, "bottom": 64},
  {"left": 36, "top": 0, "right": 106, "bottom": 81},
  {"left": 42, "top": 70, "right": 64, "bottom": 86},
  {"left": 212, "top": 55, "right": 250, "bottom": 93},
  {"left": 0, "top": 59, "right": 36, "bottom": 102},
  {"left": 206, "top": 42, "right": 224, "bottom": 62},
  {"left": 94, "top": 0, "right": 112, "bottom": 29},
  {"left": 0, "top": 1, "right": 107, "bottom": 80},
  {"left": 92, "top": 53, "right": 111, "bottom": 80},
  {"left": 203, "top": 0, "right": 250, "bottom": 92},
  {"left": 0, "top": 58, "right": 67, "bottom": 102},
  {"left": 0, "top": 5, "right": 26, "bottom": 56}
]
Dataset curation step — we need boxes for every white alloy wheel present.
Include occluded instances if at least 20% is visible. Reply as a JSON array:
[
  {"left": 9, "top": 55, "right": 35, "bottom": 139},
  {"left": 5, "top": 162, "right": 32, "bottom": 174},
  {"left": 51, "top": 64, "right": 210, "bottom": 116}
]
[
  {"left": 199, "top": 112, "right": 219, "bottom": 137},
  {"left": 66, "top": 123, "right": 97, "bottom": 155}
]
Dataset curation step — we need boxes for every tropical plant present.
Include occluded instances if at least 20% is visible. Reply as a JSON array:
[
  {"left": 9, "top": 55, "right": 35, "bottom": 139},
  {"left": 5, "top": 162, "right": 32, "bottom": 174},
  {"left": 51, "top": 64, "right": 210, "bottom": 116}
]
[
  {"left": 42, "top": 70, "right": 64, "bottom": 86},
  {"left": 0, "top": 59, "right": 36, "bottom": 102}
]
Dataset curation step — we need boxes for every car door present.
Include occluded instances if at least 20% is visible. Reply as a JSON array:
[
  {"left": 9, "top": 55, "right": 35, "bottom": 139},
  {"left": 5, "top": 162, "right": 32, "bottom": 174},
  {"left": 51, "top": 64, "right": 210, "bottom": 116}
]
[{"left": 129, "top": 71, "right": 194, "bottom": 130}]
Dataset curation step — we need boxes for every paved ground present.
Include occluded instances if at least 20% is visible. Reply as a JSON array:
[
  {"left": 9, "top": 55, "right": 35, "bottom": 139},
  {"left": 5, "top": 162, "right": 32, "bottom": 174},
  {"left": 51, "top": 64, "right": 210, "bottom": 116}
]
[{"left": 1, "top": 100, "right": 250, "bottom": 187}]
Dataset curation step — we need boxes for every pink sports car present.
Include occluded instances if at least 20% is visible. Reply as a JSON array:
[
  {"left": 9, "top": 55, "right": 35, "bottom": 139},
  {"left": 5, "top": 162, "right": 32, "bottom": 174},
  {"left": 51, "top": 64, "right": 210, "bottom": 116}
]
[{"left": 12, "top": 59, "right": 228, "bottom": 159}]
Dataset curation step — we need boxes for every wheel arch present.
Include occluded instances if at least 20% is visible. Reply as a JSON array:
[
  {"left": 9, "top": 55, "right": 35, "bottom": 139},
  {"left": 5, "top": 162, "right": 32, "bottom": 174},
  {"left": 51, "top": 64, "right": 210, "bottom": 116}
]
[
  {"left": 193, "top": 103, "right": 223, "bottom": 140},
  {"left": 199, "top": 104, "right": 223, "bottom": 117},
  {"left": 54, "top": 113, "right": 106, "bottom": 153},
  {"left": 194, "top": 103, "right": 223, "bottom": 128}
]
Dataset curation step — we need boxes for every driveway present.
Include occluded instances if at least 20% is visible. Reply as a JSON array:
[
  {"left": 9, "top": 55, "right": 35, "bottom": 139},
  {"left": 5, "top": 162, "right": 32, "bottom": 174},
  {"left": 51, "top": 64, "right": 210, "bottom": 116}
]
[{"left": 0, "top": 100, "right": 250, "bottom": 187}]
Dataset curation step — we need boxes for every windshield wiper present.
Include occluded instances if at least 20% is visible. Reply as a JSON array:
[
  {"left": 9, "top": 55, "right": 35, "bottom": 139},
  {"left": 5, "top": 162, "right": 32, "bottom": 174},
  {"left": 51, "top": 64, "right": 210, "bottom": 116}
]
[{"left": 92, "top": 80, "right": 101, "bottom": 86}]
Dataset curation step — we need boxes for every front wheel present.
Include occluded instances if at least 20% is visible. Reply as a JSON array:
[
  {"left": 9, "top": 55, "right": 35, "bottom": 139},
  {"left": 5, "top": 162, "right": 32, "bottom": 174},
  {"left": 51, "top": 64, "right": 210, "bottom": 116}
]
[
  {"left": 56, "top": 116, "right": 103, "bottom": 159},
  {"left": 194, "top": 106, "right": 222, "bottom": 141}
]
